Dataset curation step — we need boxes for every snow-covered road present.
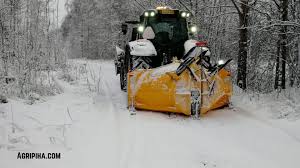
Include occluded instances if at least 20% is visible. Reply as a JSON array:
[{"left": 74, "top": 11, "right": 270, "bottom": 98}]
[{"left": 1, "top": 60, "right": 300, "bottom": 168}]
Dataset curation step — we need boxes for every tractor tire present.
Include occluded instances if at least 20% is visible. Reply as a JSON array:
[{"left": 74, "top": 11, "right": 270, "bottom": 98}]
[
  {"left": 120, "top": 63, "right": 126, "bottom": 91},
  {"left": 120, "top": 46, "right": 132, "bottom": 92}
]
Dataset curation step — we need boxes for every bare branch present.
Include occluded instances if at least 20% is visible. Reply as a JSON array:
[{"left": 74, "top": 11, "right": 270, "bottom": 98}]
[
  {"left": 177, "top": 0, "right": 193, "bottom": 14},
  {"left": 134, "top": 0, "right": 146, "bottom": 10},
  {"left": 272, "top": 0, "right": 280, "bottom": 9},
  {"left": 230, "top": 0, "right": 242, "bottom": 15}
]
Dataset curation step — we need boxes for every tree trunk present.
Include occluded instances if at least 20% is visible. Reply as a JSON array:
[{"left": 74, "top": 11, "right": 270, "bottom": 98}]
[
  {"left": 297, "top": 38, "right": 300, "bottom": 86},
  {"left": 237, "top": 1, "right": 249, "bottom": 90},
  {"left": 275, "top": 40, "right": 281, "bottom": 89},
  {"left": 281, "top": 0, "right": 288, "bottom": 89},
  {"left": 275, "top": 0, "right": 289, "bottom": 90}
]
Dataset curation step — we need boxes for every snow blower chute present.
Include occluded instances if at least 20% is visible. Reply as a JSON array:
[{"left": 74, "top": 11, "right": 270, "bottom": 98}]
[{"left": 115, "top": 7, "right": 232, "bottom": 117}]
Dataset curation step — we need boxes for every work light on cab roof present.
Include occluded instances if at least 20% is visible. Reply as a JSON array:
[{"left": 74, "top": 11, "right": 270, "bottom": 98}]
[
  {"left": 143, "top": 7, "right": 192, "bottom": 19},
  {"left": 156, "top": 6, "right": 170, "bottom": 10}
]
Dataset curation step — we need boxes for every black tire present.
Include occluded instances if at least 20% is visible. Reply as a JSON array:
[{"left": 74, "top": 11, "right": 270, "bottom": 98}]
[
  {"left": 120, "top": 63, "right": 126, "bottom": 91},
  {"left": 120, "top": 46, "right": 131, "bottom": 92}
]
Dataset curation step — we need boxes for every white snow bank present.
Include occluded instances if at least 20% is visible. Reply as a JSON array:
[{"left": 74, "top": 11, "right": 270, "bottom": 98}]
[
  {"left": 233, "top": 86, "right": 300, "bottom": 120},
  {"left": 232, "top": 86, "right": 300, "bottom": 140}
]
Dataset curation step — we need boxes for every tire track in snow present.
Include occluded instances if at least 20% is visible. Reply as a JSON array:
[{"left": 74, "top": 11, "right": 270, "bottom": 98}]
[
  {"left": 101, "top": 80, "right": 123, "bottom": 167},
  {"left": 94, "top": 60, "right": 142, "bottom": 168},
  {"left": 101, "top": 72, "right": 139, "bottom": 168},
  {"left": 89, "top": 59, "right": 138, "bottom": 168}
]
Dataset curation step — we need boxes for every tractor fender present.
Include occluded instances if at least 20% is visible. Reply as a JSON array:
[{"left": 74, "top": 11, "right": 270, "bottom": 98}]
[
  {"left": 184, "top": 40, "right": 211, "bottom": 57},
  {"left": 184, "top": 39, "right": 198, "bottom": 55},
  {"left": 128, "top": 39, "right": 157, "bottom": 57}
]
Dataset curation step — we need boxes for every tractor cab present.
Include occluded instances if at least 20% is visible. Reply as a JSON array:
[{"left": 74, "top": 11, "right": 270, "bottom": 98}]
[
  {"left": 138, "top": 7, "right": 195, "bottom": 64},
  {"left": 115, "top": 7, "right": 198, "bottom": 90}
]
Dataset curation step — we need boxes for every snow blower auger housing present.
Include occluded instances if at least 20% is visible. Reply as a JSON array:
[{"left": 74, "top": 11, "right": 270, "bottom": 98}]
[{"left": 127, "top": 45, "right": 233, "bottom": 117}]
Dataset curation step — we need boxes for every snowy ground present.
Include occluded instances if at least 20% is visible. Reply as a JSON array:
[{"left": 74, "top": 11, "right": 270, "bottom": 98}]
[{"left": 0, "top": 59, "right": 300, "bottom": 168}]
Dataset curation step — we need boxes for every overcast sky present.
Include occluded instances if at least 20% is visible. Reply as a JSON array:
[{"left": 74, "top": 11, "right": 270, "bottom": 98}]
[{"left": 57, "top": 0, "right": 68, "bottom": 26}]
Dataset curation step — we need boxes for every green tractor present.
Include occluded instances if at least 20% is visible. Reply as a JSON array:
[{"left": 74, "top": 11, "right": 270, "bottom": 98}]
[{"left": 115, "top": 6, "right": 199, "bottom": 91}]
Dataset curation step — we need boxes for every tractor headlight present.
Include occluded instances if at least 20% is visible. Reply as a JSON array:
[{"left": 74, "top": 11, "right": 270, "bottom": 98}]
[
  {"left": 190, "top": 26, "right": 197, "bottom": 33},
  {"left": 144, "top": 12, "right": 149, "bottom": 17},
  {"left": 218, "top": 60, "right": 225, "bottom": 65},
  {"left": 150, "top": 11, "right": 156, "bottom": 17},
  {"left": 181, "top": 12, "right": 187, "bottom": 17},
  {"left": 186, "top": 13, "right": 191, "bottom": 17},
  {"left": 138, "top": 25, "right": 144, "bottom": 33}
]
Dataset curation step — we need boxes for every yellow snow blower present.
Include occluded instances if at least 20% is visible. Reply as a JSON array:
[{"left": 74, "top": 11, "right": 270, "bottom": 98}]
[
  {"left": 115, "top": 7, "right": 232, "bottom": 117},
  {"left": 127, "top": 44, "right": 232, "bottom": 117}
]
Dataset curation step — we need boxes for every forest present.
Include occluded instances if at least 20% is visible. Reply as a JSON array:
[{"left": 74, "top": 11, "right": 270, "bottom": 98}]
[
  {"left": 1, "top": 1, "right": 300, "bottom": 168},
  {"left": 0, "top": 0, "right": 64, "bottom": 99}
]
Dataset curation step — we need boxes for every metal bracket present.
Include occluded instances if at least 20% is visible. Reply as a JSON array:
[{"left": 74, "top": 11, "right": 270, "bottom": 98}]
[{"left": 191, "top": 90, "right": 201, "bottom": 119}]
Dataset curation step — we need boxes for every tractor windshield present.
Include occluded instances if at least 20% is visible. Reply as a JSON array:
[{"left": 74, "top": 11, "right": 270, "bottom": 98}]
[{"left": 147, "top": 15, "right": 188, "bottom": 45}]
